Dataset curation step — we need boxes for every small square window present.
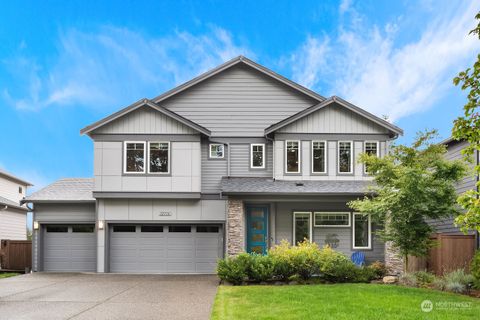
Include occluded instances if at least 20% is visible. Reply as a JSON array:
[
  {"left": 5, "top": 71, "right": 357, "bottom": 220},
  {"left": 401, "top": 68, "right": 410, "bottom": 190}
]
[
  {"left": 169, "top": 225, "right": 191, "bottom": 233},
  {"left": 209, "top": 144, "right": 224, "bottom": 158},
  {"left": 18, "top": 186, "right": 23, "bottom": 194}
]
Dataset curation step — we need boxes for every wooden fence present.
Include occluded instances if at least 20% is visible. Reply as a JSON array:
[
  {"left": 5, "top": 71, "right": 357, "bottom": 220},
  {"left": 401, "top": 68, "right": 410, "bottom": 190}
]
[
  {"left": 408, "top": 233, "right": 476, "bottom": 275},
  {"left": 0, "top": 240, "right": 32, "bottom": 272}
]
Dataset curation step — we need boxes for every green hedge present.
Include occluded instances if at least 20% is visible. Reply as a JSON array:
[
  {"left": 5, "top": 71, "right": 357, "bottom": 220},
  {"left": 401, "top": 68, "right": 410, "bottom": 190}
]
[{"left": 217, "top": 240, "right": 385, "bottom": 285}]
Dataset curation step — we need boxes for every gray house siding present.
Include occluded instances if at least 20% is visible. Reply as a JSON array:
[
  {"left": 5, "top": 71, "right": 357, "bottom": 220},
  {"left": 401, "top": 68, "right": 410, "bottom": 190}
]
[
  {"left": 272, "top": 202, "right": 384, "bottom": 263},
  {"left": 271, "top": 200, "right": 385, "bottom": 263},
  {"left": 230, "top": 143, "right": 273, "bottom": 177},
  {"left": 161, "top": 64, "right": 318, "bottom": 137},
  {"left": 278, "top": 103, "right": 389, "bottom": 134},
  {"left": 94, "top": 141, "right": 201, "bottom": 193},
  {"left": 201, "top": 141, "right": 227, "bottom": 194}
]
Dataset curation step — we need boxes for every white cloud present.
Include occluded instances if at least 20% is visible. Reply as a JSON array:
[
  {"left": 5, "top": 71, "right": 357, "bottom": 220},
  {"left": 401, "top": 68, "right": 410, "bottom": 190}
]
[
  {"left": 2, "top": 26, "right": 251, "bottom": 111},
  {"left": 289, "top": 1, "right": 480, "bottom": 121}
]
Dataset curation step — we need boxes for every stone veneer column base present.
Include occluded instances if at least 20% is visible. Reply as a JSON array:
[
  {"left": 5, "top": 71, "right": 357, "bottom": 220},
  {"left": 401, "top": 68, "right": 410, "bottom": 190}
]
[
  {"left": 384, "top": 241, "right": 404, "bottom": 275},
  {"left": 226, "top": 199, "right": 245, "bottom": 256}
]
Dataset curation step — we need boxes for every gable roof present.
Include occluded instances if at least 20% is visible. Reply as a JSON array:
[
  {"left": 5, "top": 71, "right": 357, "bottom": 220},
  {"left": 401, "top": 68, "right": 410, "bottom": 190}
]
[
  {"left": 264, "top": 96, "right": 404, "bottom": 137},
  {"left": 152, "top": 55, "right": 326, "bottom": 104},
  {"left": 0, "top": 168, "right": 33, "bottom": 186},
  {"left": 23, "top": 178, "right": 95, "bottom": 203},
  {"left": 80, "top": 99, "right": 211, "bottom": 136}
]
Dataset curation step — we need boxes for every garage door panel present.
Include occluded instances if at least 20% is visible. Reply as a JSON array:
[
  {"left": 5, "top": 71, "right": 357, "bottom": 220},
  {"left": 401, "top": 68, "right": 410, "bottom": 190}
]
[
  {"left": 109, "top": 224, "right": 223, "bottom": 273},
  {"left": 43, "top": 224, "right": 96, "bottom": 272}
]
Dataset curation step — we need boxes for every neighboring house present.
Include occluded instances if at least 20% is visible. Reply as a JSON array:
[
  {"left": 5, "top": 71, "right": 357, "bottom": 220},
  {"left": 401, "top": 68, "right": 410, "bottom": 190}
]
[
  {"left": 428, "top": 138, "right": 480, "bottom": 248},
  {"left": 0, "top": 169, "right": 32, "bottom": 240},
  {"left": 24, "top": 56, "right": 403, "bottom": 273}
]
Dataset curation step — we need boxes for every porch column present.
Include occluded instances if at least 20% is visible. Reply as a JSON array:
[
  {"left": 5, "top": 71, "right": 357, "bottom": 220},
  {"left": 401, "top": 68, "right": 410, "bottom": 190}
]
[
  {"left": 226, "top": 199, "right": 245, "bottom": 256},
  {"left": 384, "top": 241, "right": 404, "bottom": 275}
]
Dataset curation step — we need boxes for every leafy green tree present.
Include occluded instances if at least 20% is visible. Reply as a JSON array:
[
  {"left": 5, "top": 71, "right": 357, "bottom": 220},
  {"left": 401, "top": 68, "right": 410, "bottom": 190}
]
[
  {"left": 452, "top": 12, "right": 480, "bottom": 233},
  {"left": 349, "top": 130, "right": 466, "bottom": 272}
]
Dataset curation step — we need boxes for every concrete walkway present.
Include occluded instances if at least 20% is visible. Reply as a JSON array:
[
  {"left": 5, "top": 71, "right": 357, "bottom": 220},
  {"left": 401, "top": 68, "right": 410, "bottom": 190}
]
[{"left": 0, "top": 273, "right": 219, "bottom": 320}]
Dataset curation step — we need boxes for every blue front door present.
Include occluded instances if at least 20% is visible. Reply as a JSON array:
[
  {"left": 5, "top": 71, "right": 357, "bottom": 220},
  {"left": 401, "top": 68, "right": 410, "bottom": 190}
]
[{"left": 246, "top": 205, "right": 269, "bottom": 254}]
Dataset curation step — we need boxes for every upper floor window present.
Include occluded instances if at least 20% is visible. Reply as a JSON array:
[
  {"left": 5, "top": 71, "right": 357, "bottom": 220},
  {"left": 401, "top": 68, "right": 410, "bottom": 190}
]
[
  {"left": 312, "top": 141, "right": 326, "bottom": 173},
  {"left": 209, "top": 144, "right": 224, "bottom": 159},
  {"left": 148, "top": 142, "right": 170, "bottom": 174},
  {"left": 124, "top": 142, "right": 146, "bottom": 173},
  {"left": 18, "top": 186, "right": 23, "bottom": 194},
  {"left": 285, "top": 140, "right": 300, "bottom": 173},
  {"left": 364, "top": 141, "right": 379, "bottom": 174},
  {"left": 251, "top": 144, "right": 265, "bottom": 169},
  {"left": 338, "top": 141, "right": 353, "bottom": 174}
]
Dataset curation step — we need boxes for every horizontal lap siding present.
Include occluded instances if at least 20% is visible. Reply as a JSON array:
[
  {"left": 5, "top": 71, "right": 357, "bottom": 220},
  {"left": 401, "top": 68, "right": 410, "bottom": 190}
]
[
  {"left": 161, "top": 65, "right": 318, "bottom": 137},
  {"left": 0, "top": 210, "right": 26, "bottom": 240},
  {"left": 230, "top": 143, "right": 273, "bottom": 177},
  {"left": 201, "top": 142, "right": 227, "bottom": 194},
  {"left": 34, "top": 203, "right": 96, "bottom": 222}
]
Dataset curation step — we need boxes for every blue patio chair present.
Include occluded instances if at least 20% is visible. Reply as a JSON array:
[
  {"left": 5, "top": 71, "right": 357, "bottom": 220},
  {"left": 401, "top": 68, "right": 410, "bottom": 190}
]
[{"left": 351, "top": 252, "right": 365, "bottom": 267}]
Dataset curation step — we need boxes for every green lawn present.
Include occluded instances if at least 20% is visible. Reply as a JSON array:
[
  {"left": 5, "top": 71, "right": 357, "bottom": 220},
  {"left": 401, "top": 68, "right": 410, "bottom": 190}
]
[
  {"left": 0, "top": 273, "right": 19, "bottom": 279},
  {"left": 211, "top": 284, "right": 480, "bottom": 320}
]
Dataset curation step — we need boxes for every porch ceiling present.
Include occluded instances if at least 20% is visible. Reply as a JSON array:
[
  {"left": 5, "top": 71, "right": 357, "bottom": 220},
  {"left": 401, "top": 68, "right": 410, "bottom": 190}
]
[{"left": 221, "top": 177, "right": 373, "bottom": 195}]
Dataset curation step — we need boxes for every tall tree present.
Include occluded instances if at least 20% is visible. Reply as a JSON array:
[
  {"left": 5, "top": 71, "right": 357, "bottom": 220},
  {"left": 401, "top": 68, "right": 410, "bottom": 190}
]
[
  {"left": 452, "top": 12, "right": 480, "bottom": 233},
  {"left": 349, "top": 130, "right": 466, "bottom": 272}
]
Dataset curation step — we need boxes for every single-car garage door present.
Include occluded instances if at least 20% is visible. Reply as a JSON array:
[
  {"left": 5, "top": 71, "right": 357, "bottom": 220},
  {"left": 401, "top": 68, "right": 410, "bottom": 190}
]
[
  {"left": 43, "top": 224, "right": 96, "bottom": 272},
  {"left": 109, "top": 224, "right": 223, "bottom": 273}
]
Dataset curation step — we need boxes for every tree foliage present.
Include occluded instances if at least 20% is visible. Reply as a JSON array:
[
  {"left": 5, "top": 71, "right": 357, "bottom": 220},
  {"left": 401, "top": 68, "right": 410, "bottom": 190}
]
[
  {"left": 348, "top": 130, "right": 466, "bottom": 271},
  {"left": 452, "top": 12, "right": 480, "bottom": 233}
]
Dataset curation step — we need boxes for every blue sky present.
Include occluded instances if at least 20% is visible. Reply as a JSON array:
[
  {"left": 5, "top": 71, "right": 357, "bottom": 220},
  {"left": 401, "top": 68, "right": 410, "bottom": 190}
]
[{"left": 1, "top": 0, "right": 480, "bottom": 192}]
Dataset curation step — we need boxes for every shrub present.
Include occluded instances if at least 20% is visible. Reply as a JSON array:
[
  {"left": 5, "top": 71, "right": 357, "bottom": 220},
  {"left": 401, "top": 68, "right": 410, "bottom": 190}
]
[
  {"left": 470, "top": 250, "right": 480, "bottom": 280},
  {"left": 414, "top": 271, "right": 436, "bottom": 287},
  {"left": 217, "top": 256, "right": 247, "bottom": 285},
  {"left": 289, "top": 241, "right": 321, "bottom": 280},
  {"left": 399, "top": 273, "right": 418, "bottom": 287},
  {"left": 269, "top": 240, "right": 296, "bottom": 280},
  {"left": 443, "top": 269, "right": 475, "bottom": 293},
  {"left": 355, "top": 266, "right": 378, "bottom": 283},
  {"left": 367, "top": 261, "right": 387, "bottom": 279},
  {"left": 317, "top": 247, "right": 358, "bottom": 282},
  {"left": 248, "top": 254, "right": 275, "bottom": 282},
  {"left": 433, "top": 278, "right": 447, "bottom": 291}
]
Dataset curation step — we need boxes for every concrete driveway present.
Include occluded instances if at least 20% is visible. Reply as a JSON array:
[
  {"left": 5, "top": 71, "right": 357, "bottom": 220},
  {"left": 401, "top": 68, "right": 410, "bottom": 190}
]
[{"left": 0, "top": 273, "right": 219, "bottom": 320}]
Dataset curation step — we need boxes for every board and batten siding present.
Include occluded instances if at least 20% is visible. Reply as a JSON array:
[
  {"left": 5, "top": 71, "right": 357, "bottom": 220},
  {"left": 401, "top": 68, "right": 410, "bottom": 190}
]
[
  {"left": 230, "top": 143, "right": 273, "bottom": 177},
  {"left": 97, "top": 199, "right": 226, "bottom": 221},
  {"left": 160, "top": 64, "right": 319, "bottom": 137},
  {"left": 94, "top": 141, "right": 201, "bottom": 192},
  {"left": 92, "top": 106, "right": 197, "bottom": 134},
  {"left": 278, "top": 103, "right": 389, "bottom": 134},
  {"left": 273, "top": 202, "right": 384, "bottom": 263},
  {"left": 0, "top": 209, "right": 27, "bottom": 240},
  {"left": 274, "top": 139, "right": 387, "bottom": 180}
]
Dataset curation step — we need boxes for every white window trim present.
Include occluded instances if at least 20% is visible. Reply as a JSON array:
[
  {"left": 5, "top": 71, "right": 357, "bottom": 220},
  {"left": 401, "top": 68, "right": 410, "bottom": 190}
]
[
  {"left": 285, "top": 140, "right": 301, "bottom": 173},
  {"left": 209, "top": 143, "right": 224, "bottom": 159},
  {"left": 293, "top": 211, "right": 312, "bottom": 244},
  {"left": 352, "top": 212, "right": 372, "bottom": 249},
  {"left": 311, "top": 140, "right": 327, "bottom": 174},
  {"left": 314, "top": 212, "right": 351, "bottom": 227},
  {"left": 123, "top": 141, "right": 146, "bottom": 174},
  {"left": 337, "top": 141, "right": 353, "bottom": 174},
  {"left": 250, "top": 143, "right": 265, "bottom": 169},
  {"left": 364, "top": 141, "right": 380, "bottom": 174},
  {"left": 147, "top": 141, "right": 170, "bottom": 174}
]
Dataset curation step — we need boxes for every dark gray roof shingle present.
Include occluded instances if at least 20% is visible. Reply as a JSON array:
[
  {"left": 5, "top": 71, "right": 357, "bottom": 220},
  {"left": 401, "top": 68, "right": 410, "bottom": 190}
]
[
  {"left": 221, "top": 177, "right": 372, "bottom": 195},
  {"left": 24, "top": 178, "right": 94, "bottom": 202}
]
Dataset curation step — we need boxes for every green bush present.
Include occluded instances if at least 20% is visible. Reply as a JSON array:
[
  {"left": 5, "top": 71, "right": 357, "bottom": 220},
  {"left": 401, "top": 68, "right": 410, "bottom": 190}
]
[
  {"left": 355, "top": 266, "right": 378, "bottom": 283},
  {"left": 443, "top": 269, "right": 475, "bottom": 293},
  {"left": 367, "top": 261, "right": 387, "bottom": 279},
  {"left": 433, "top": 277, "right": 447, "bottom": 291},
  {"left": 317, "top": 246, "right": 360, "bottom": 282},
  {"left": 414, "top": 271, "right": 436, "bottom": 287},
  {"left": 399, "top": 273, "right": 418, "bottom": 287},
  {"left": 248, "top": 254, "right": 275, "bottom": 282},
  {"left": 470, "top": 250, "right": 480, "bottom": 280},
  {"left": 269, "top": 240, "right": 296, "bottom": 280},
  {"left": 216, "top": 256, "right": 247, "bottom": 285}
]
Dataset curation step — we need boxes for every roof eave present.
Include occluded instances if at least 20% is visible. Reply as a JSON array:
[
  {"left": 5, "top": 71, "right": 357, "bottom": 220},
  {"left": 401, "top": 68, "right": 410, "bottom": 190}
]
[{"left": 22, "top": 199, "right": 96, "bottom": 204}]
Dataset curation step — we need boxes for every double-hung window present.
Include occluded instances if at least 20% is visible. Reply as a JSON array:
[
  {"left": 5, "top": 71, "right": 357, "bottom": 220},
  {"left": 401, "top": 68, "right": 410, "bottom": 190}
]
[
  {"left": 209, "top": 144, "right": 224, "bottom": 159},
  {"left": 312, "top": 141, "right": 326, "bottom": 173},
  {"left": 293, "top": 212, "right": 312, "bottom": 245},
  {"left": 353, "top": 213, "right": 371, "bottom": 249},
  {"left": 285, "top": 140, "right": 300, "bottom": 173},
  {"left": 124, "top": 142, "right": 146, "bottom": 173},
  {"left": 364, "top": 141, "right": 379, "bottom": 174},
  {"left": 250, "top": 144, "right": 265, "bottom": 169},
  {"left": 148, "top": 142, "right": 170, "bottom": 174},
  {"left": 338, "top": 141, "right": 353, "bottom": 174}
]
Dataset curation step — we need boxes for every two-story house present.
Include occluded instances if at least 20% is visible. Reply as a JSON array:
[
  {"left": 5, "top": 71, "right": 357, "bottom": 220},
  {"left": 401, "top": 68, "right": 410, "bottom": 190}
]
[
  {"left": 25, "top": 56, "right": 403, "bottom": 273},
  {"left": 0, "top": 168, "right": 32, "bottom": 241}
]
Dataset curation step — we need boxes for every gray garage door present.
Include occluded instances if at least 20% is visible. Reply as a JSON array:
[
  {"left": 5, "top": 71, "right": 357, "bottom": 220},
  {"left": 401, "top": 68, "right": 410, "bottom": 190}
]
[
  {"left": 43, "top": 225, "right": 96, "bottom": 272},
  {"left": 109, "top": 224, "right": 223, "bottom": 273}
]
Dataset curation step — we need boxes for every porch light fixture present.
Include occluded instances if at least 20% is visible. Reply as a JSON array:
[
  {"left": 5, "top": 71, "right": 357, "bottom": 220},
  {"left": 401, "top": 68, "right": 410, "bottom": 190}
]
[
  {"left": 33, "top": 221, "right": 39, "bottom": 230},
  {"left": 97, "top": 220, "right": 104, "bottom": 230}
]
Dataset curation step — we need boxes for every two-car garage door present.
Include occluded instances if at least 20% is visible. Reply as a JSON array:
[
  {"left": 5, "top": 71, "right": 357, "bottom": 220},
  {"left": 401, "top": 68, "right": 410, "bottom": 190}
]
[{"left": 109, "top": 224, "right": 223, "bottom": 273}]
